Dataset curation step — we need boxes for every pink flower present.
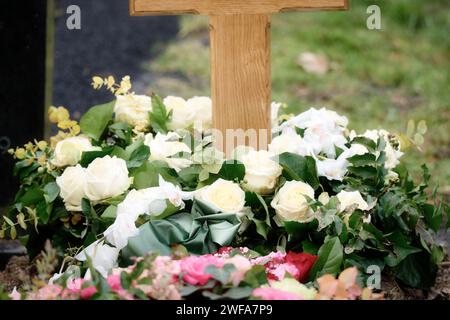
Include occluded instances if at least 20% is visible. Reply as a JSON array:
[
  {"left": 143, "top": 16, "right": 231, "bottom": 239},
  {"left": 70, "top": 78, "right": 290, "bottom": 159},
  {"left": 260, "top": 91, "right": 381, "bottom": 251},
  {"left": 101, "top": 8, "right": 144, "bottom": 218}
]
[
  {"left": 107, "top": 274, "right": 134, "bottom": 300},
  {"left": 269, "top": 263, "right": 300, "bottom": 281},
  {"left": 180, "top": 255, "right": 224, "bottom": 286},
  {"left": 29, "top": 285, "right": 62, "bottom": 300},
  {"left": 80, "top": 286, "right": 97, "bottom": 300},
  {"left": 67, "top": 279, "right": 84, "bottom": 291},
  {"left": 253, "top": 287, "right": 303, "bottom": 300},
  {"left": 9, "top": 288, "right": 21, "bottom": 300}
]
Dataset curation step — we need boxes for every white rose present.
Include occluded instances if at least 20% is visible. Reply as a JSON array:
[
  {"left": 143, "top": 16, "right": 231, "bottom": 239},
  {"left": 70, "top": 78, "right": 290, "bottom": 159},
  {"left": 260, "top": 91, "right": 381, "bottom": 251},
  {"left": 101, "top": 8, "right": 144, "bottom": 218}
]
[
  {"left": 164, "top": 96, "right": 212, "bottom": 131},
  {"left": 52, "top": 136, "right": 99, "bottom": 167},
  {"left": 56, "top": 164, "right": 87, "bottom": 211},
  {"left": 164, "top": 96, "right": 189, "bottom": 131},
  {"left": 241, "top": 150, "right": 282, "bottom": 195},
  {"left": 187, "top": 96, "right": 212, "bottom": 131},
  {"left": 336, "top": 190, "right": 369, "bottom": 212},
  {"left": 114, "top": 94, "right": 152, "bottom": 129},
  {"left": 84, "top": 156, "right": 131, "bottom": 201},
  {"left": 269, "top": 128, "right": 306, "bottom": 156},
  {"left": 75, "top": 240, "right": 120, "bottom": 277},
  {"left": 196, "top": 179, "right": 245, "bottom": 214},
  {"left": 145, "top": 132, "right": 192, "bottom": 172},
  {"left": 271, "top": 180, "right": 315, "bottom": 223}
]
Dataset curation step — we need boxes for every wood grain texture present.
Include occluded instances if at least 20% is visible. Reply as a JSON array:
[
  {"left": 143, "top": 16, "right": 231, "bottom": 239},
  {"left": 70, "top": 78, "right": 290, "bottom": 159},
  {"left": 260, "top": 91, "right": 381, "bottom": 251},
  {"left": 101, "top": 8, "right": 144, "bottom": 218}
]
[
  {"left": 210, "top": 14, "right": 271, "bottom": 154},
  {"left": 130, "top": 0, "right": 348, "bottom": 16}
]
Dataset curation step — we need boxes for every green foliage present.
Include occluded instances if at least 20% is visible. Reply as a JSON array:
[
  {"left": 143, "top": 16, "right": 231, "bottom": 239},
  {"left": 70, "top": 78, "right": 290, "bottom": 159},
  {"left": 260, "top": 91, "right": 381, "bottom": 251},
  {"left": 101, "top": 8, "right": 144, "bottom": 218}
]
[
  {"left": 277, "top": 153, "right": 320, "bottom": 189},
  {"left": 309, "top": 237, "right": 343, "bottom": 280},
  {"left": 149, "top": 94, "right": 171, "bottom": 133},
  {"left": 80, "top": 101, "right": 115, "bottom": 141}
]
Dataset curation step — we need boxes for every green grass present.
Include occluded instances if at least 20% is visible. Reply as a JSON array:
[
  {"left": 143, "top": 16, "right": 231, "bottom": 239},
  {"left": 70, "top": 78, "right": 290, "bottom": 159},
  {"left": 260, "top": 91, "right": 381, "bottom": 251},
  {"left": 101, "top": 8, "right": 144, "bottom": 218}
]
[{"left": 144, "top": 0, "right": 450, "bottom": 193}]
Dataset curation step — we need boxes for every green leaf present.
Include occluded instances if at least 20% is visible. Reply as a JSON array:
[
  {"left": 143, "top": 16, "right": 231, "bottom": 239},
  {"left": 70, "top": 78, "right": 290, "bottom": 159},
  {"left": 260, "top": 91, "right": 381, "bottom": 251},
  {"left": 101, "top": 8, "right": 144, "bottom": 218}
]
[
  {"left": 204, "top": 264, "right": 235, "bottom": 285},
  {"left": 218, "top": 160, "right": 245, "bottom": 182},
  {"left": 351, "top": 137, "right": 377, "bottom": 153},
  {"left": 43, "top": 182, "right": 60, "bottom": 203},
  {"left": 19, "top": 187, "right": 44, "bottom": 206},
  {"left": 36, "top": 201, "right": 50, "bottom": 224},
  {"left": 10, "top": 225, "right": 17, "bottom": 240},
  {"left": 309, "top": 237, "right": 343, "bottom": 280},
  {"left": 150, "top": 94, "right": 170, "bottom": 133},
  {"left": 133, "top": 161, "right": 178, "bottom": 189},
  {"left": 347, "top": 154, "right": 376, "bottom": 167},
  {"left": 277, "top": 153, "right": 320, "bottom": 189},
  {"left": 80, "top": 101, "right": 115, "bottom": 141},
  {"left": 252, "top": 218, "right": 269, "bottom": 240},
  {"left": 222, "top": 287, "right": 253, "bottom": 299},
  {"left": 422, "top": 203, "right": 442, "bottom": 232},
  {"left": 302, "top": 239, "right": 320, "bottom": 255},
  {"left": 80, "top": 147, "right": 115, "bottom": 167},
  {"left": 101, "top": 205, "right": 117, "bottom": 220},
  {"left": 127, "top": 144, "right": 150, "bottom": 169},
  {"left": 3, "top": 216, "right": 14, "bottom": 227},
  {"left": 394, "top": 252, "right": 436, "bottom": 289}
]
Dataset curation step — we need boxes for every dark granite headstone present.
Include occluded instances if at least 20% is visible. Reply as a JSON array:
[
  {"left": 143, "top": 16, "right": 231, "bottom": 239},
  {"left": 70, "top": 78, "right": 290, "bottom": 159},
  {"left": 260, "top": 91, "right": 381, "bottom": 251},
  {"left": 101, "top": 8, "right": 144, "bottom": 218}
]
[
  {"left": 52, "top": 0, "right": 179, "bottom": 119},
  {"left": 0, "top": 0, "right": 47, "bottom": 208}
]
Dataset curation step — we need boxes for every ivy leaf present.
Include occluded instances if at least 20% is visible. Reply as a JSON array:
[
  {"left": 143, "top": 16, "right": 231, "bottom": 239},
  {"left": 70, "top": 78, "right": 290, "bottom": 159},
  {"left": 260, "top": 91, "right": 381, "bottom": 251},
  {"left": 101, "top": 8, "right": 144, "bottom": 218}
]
[
  {"left": 277, "top": 153, "right": 320, "bottom": 189},
  {"left": 218, "top": 160, "right": 245, "bottom": 182},
  {"left": 127, "top": 144, "right": 150, "bottom": 169},
  {"left": 80, "top": 147, "right": 115, "bottom": 167},
  {"left": 309, "top": 237, "right": 343, "bottom": 280},
  {"left": 80, "top": 101, "right": 115, "bottom": 141},
  {"left": 394, "top": 252, "right": 437, "bottom": 289}
]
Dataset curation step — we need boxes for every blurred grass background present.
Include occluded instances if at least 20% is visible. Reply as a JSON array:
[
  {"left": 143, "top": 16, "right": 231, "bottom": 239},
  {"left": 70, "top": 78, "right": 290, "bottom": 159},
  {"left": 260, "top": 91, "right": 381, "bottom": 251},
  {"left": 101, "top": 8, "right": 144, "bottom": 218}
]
[{"left": 144, "top": 0, "right": 450, "bottom": 195}]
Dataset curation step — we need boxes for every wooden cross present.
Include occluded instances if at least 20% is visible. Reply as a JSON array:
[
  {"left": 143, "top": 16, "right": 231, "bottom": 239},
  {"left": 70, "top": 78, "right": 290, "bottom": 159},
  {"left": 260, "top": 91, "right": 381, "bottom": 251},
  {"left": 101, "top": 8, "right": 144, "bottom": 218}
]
[{"left": 130, "top": 0, "right": 348, "bottom": 154}]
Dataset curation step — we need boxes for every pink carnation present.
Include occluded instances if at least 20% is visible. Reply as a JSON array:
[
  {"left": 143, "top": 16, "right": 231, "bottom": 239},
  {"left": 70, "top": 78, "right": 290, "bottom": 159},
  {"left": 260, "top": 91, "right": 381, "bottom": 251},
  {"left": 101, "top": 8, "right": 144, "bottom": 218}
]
[
  {"left": 107, "top": 275, "right": 134, "bottom": 300},
  {"left": 80, "top": 286, "right": 97, "bottom": 300},
  {"left": 180, "top": 255, "right": 224, "bottom": 286},
  {"left": 253, "top": 287, "right": 303, "bottom": 300}
]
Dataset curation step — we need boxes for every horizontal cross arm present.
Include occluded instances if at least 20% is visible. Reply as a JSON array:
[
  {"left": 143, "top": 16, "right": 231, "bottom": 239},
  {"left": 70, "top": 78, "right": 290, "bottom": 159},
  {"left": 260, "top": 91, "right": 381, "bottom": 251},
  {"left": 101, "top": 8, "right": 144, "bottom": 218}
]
[{"left": 130, "top": 0, "right": 348, "bottom": 16}]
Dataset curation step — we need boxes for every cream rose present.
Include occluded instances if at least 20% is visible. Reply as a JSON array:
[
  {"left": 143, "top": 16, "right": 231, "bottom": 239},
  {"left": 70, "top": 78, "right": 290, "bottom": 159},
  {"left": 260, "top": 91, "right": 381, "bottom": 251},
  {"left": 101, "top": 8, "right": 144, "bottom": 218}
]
[
  {"left": 269, "top": 129, "right": 305, "bottom": 155},
  {"left": 336, "top": 190, "right": 369, "bottom": 212},
  {"left": 84, "top": 156, "right": 131, "bottom": 201},
  {"left": 145, "top": 132, "right": 193, "bottom": 172},
  {"left": 114, "top": 94, "right": 152, "bottom": 129},
  {"left": 241, "top": 150, "right": 282, "bottom": 195},
  {"left": 56, "top": 164, "right": 87, "bottom": 211},
  {"left": 164, "top": 96, "right": 212, "bottom": 131},
  {"left": 196, "top": 179, "right": 245, "bottom": 213},
  {"left": 187, "top": 96, "right": 212, "bottom": 131},
  {"left": 52, "top": 136, "right": 99, "bottom": 167},
  {"left": 271, "top": 180, "right": 315, "bottom": 223}
]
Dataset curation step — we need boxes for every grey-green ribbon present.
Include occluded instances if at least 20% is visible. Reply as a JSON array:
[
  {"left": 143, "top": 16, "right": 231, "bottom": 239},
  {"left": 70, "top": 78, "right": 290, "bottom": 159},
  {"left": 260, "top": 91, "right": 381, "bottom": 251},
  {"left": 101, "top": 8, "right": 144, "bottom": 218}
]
[{"left": 122, "top": 200, "right": 241, "bottom": 259}]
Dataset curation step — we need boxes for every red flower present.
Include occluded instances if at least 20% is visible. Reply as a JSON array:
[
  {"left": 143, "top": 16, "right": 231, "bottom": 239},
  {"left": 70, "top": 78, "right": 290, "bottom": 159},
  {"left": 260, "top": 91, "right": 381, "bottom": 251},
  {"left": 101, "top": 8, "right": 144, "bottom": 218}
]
[{"left": 285, "top": 252, "right": 318, "bottom": 283}]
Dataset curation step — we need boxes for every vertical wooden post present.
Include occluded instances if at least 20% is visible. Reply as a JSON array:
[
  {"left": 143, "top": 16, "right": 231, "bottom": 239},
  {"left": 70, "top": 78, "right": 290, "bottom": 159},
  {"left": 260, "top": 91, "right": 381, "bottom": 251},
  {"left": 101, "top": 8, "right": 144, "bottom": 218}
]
[{"left": 209, "top": 14, "right": 271, "bottom": 155}]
